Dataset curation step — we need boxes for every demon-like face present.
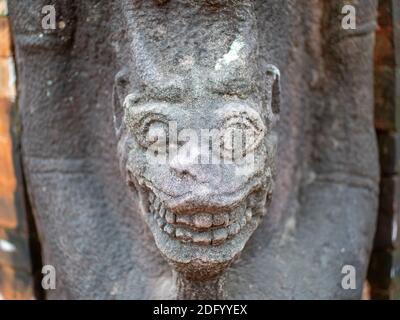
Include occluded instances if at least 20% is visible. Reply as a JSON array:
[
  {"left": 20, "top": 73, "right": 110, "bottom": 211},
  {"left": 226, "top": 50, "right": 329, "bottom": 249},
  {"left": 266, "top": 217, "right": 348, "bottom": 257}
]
[
  {"left": 113, "top": 62, "right": 279, "bottom": 280},
  {"left": 113, "top": 1, "right": 279, "bottom": 280}
]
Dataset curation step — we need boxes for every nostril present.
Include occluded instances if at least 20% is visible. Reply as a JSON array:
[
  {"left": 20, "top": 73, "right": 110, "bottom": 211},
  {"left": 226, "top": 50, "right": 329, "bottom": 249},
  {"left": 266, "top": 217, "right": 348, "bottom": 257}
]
[
  {"left": 170, "top": 155, "right": 196, "bottom": 179},
  {"left": 171, "top": 166, "right": 197, "bottom": 180}
]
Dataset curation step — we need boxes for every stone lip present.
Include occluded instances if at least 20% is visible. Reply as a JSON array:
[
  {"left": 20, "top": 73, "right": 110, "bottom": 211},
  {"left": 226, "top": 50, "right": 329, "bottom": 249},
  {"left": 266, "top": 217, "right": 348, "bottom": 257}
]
[
  {"left": 152, "top": 214, "right": 261, "bottom": 281},
  {"left": 143, "top": 188, "right": 265, "bottom": 280}
]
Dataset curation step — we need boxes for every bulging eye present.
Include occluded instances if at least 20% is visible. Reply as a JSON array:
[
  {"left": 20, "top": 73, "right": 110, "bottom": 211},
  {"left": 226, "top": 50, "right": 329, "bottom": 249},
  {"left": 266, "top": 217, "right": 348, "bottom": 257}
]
[
  {"left": 133, "top": 114, "right": 170, "bottom": 149},
  {"left": 219, "top": 112, "right": 265, "bottom": 159}
]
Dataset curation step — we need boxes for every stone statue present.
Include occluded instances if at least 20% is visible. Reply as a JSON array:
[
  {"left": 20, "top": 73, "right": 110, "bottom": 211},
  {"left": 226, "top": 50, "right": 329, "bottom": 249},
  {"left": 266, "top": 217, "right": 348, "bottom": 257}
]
[
  {"left": 113, "top": 0, "right": 281, "bottom": 295},
  {"left": 9, "top": 0, "right": 379, "bottom": 299}
]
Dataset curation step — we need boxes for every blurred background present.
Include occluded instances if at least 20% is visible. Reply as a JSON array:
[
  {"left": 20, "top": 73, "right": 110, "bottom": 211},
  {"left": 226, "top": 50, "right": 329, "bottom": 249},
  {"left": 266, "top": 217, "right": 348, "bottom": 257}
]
[
  {"left": 0, "top": 0, "right": 399, "bottom": 299},
  {"left": 0, "top": 0, "right": 35, "bottom": 300}
]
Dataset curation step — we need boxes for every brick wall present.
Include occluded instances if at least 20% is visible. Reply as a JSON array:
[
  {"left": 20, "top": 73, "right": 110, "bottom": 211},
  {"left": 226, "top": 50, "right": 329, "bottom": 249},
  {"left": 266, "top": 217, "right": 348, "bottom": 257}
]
[
  {"left": 368, "top": 0, "right": 400, "bottom": 300},
  {"left": 0, "top": 0, "right": 34, "bottom": 300}
]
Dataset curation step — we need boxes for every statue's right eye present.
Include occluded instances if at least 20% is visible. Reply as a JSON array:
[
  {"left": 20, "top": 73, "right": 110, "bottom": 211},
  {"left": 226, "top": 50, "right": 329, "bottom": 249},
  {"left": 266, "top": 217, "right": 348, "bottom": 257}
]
[{"left": 133, "top": 114, "right": 170, "bottom": 149}]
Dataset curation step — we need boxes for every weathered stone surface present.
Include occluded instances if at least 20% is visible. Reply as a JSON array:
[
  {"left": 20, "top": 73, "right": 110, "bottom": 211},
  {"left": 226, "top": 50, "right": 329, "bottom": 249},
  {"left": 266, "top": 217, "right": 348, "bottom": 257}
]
[
  {"left": 8, "top": 0, "right": 379, "bottom": 299},
  {"left": 113, "top": 1, "right": 279, "bottom": 288}
]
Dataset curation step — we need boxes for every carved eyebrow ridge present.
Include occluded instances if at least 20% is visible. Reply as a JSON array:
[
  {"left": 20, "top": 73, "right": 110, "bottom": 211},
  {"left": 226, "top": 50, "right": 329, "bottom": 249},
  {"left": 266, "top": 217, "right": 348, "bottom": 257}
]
[
  {"left": 124, "top": 101, "right": 183, "bottom": 122},
  {"left": 207, "top": 75, "right": 255, "bottom": 99},
  {"left": 146, "top": 79, "right": 186, "bottom": 103}
]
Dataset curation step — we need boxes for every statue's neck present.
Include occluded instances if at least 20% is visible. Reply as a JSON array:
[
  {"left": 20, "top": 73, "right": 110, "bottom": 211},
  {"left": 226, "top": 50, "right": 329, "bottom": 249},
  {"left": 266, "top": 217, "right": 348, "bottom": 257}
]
[{"left": 175, "top": 273, "right": 225, "bottom": 300}]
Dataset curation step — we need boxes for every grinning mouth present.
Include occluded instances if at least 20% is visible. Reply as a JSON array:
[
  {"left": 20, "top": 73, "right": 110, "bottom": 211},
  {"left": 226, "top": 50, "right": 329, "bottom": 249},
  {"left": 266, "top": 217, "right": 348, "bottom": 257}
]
[{"left": 148, "top": 191, "right": 259, "bottom": 246}]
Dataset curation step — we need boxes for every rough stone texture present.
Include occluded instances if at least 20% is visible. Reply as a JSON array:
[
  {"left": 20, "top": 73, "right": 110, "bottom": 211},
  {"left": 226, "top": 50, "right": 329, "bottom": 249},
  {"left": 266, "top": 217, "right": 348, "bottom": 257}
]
[
  {"left": 113, "top": 1, "right": 279, "bottom": 295},
  {"left": 9, "top": 0, "right": 379, "bottom": 299}
]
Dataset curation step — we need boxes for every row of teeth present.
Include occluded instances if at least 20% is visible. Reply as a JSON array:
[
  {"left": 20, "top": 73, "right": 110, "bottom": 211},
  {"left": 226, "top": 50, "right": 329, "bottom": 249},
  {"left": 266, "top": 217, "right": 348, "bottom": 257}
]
[
  {"left": 154, "top": 208, "right": 252, "bottom": 245},
  {"left": 148, "top": 194, "right": 253, "bottom": 245}
]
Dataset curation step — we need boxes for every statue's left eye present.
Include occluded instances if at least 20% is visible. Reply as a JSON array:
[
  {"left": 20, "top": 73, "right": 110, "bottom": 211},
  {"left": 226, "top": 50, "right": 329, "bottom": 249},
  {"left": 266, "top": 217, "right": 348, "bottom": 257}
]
[{"left": 219, "top": 113, "right": 265, "bottom": 159}]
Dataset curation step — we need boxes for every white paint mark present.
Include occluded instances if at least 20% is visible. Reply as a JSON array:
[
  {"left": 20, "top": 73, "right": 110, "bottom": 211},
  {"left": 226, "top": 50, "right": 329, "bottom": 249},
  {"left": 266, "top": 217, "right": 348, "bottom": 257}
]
[
  {"left": 215, "top": 38, "right": 245, "bottom": 71},
  {"left": 0, "top": 239, "right": 16, "bottom": 253}
]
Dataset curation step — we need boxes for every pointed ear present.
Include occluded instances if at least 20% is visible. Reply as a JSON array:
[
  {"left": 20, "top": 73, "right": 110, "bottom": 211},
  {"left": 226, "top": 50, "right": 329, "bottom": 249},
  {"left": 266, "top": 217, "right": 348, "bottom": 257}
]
[
  {"left": 266, "top": 64, "right": 280, "bottom": 115},
  {"left": 113, "top": 68, "right": 130, "bottom": 137}
]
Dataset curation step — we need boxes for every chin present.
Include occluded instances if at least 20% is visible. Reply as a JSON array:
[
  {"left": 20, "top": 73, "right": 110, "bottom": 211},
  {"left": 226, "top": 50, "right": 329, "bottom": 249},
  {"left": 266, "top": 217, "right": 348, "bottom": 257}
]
[{"left": 140, "top": 188, "right": 267, "bottom": 280}]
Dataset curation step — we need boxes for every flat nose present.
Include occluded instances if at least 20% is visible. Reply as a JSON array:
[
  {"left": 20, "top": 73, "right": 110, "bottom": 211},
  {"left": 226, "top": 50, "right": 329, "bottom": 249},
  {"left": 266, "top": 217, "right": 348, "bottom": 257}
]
[
  {"left": 169, "top": 143, "right": 219, "bottom": 183},
  {"left": 170, "top": 156, "right": 207, "bottom": 183},
  {"left": 170, "top": 159, "right": 198, "bottom": 180}
]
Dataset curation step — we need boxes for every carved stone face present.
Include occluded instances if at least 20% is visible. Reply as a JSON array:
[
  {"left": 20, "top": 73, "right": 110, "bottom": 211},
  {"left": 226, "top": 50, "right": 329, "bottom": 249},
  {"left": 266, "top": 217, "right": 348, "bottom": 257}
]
[
  {"left": 113, "top": 63, "right": 279, "bottom": 280},
  {"left": 113, "top": 1, "right": 279, "bottom": 280}
]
